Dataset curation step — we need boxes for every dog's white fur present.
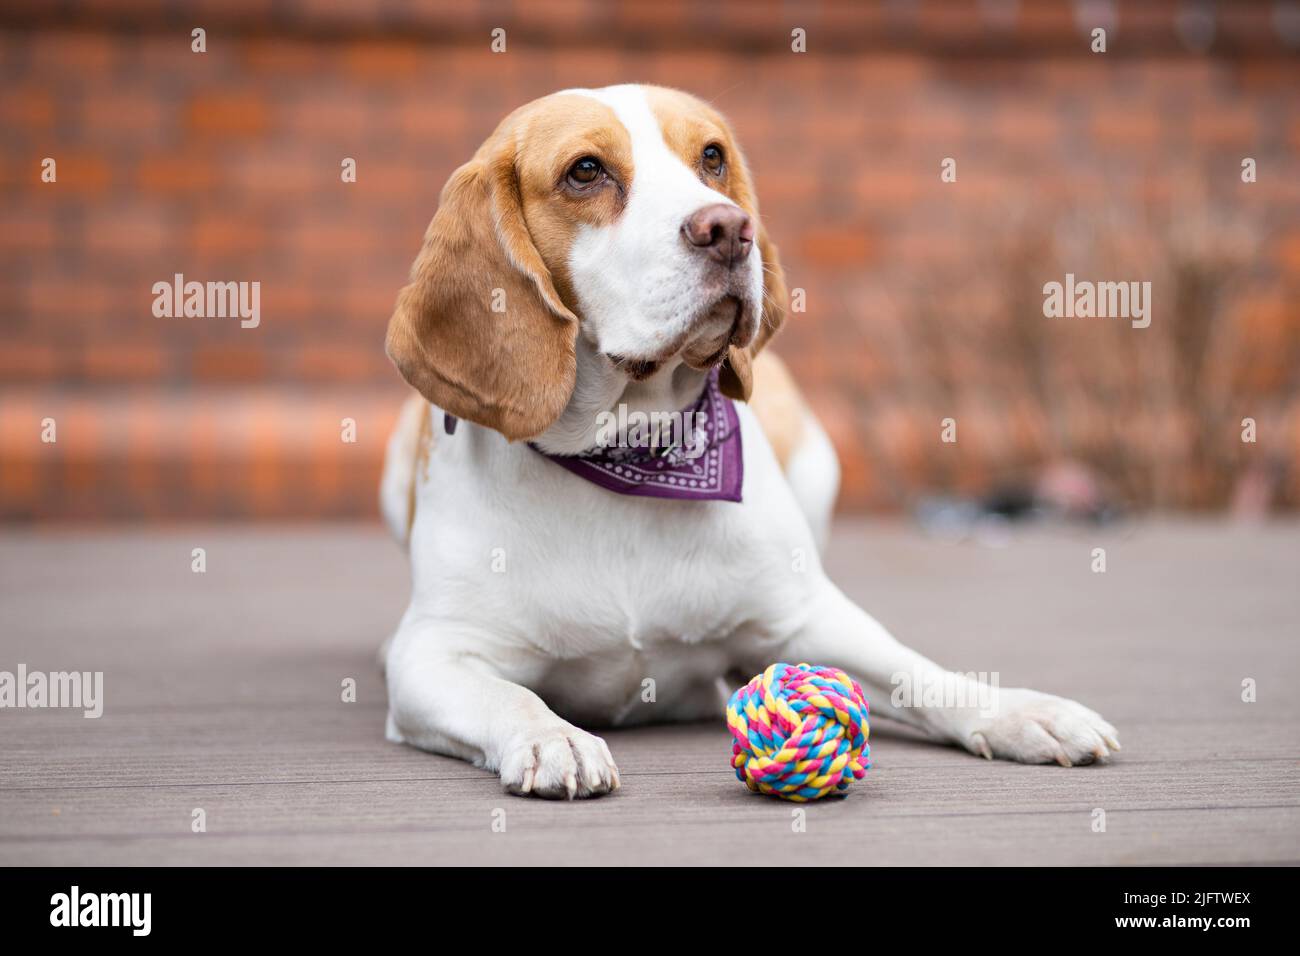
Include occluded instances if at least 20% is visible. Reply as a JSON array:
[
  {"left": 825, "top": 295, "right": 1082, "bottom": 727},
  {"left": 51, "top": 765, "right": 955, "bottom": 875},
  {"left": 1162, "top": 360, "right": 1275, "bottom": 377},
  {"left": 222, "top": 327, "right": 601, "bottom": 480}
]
[{"left": 380, "top": 85, "right": 1119, "bottom": 798}]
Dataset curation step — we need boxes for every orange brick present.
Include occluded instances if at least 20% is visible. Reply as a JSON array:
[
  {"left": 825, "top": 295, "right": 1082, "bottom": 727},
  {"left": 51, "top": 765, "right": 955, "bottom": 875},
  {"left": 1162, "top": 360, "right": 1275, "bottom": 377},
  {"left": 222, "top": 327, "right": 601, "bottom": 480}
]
[
  {"left": 82, "top": 205, "right": 173, "bottom": 261},
  {"left": 280, "top": 93, "right": 375, "bottom": 138},
  {"left": 226, "top": 147, "right": 325, "bottom": 196},
  {"left": 79, "top": 89, "right": 167, "bottom": 139},
  {"left": 1188, "top": 109, "right": 1257, "bottom": 147},
  {"left": 191, "top": 344, "right": 269, "bottom": 383},
  {"left": 1134, "top": 59, "right": 1217, "bottom": 92},
  {"left": 0, "top": 344, "right": 62, "bottom": 381},
  {"left": 514, "top": 0, "right": 600, "bottom": 33},
  {"left": 1039, "top": 59, "right": 1108, "bottom": 91},
  {"left": 128, "top": 29, "right": 222, "bottom": 76},
  {"left": 29, "top": 32, "right": 116, "bottom": 75},
  {"left": 797, "top": 226, "right": 877, "bottom": 267},
  {"left": 338, "top": 280, "right": 401, "bottom": 322},
  {"left": 0, "top": 398, "right": 40, "bottom": 502},
  {"left": 345, "top": 164, "right": 433, "bottom": 204},
  {"left": 754, "top": 170, "right": 819, "bottom": 206},
  {"left": 852, "top": 169, "right": 923, "bottom": 206},
  {"left": 25, "top": 276, "right": 126, "bottom": 326},
  {"left": 245, "top": 400, "right": 286, "bottom": 513},
  {"left": 1276, "top": 233, "right": 1300, "bottom": 274},
  {"left": 611, "top": 1, "right": 686, "bottom": 33},
  {"left": 917, "top": 0, "right": 984, "bottom": 44},
  {"left": 991, "top": 104, "right": 1060, "bottom": 146},
  {"left": 819, "top": 0, "right": 889, "bottom": 36},
  {"left": 283, "top": 217, "right": 380, "bottom": 262},
  {"left": 0, "top": 89, "right": 56, "bottom": 129},
  {"left": 342, "top": 40, "right": 430, "bottom": 81},
  {"left": 256, "top": 284, "right": 317, "bottom": 324},
  {"left": 289, "top": 344, "right": 387, "bottom": 383},
  {"left": 243, "top": 37, "right": 321, "bottom": 74},
  {"left": 80, "top": 345, "right": 169, "bottom": 382},
  {"left": 35, "top": 153, "right": 114, "bottom": 194},
  {"left": 547, "top": 48, "right": 630, "bottom": 90},
  {"left": 396, "top": 0, "right": 482, "bottom": 30},
  {"left": 193, "top": 214, "right": 269, "bottom": 258},
  {"left": 137, "top": 154, "right": 218, "bottom": 192},
  {"left": 187, "top": 91, "right": 269, "bottom": 137},
  {"left": 193, "top": 0, "right": 276, "bottom": 23},
  {"left": 903, "top": 107, "right": 968, "bottom": 147},
  {"left": 716, "top": 0, "right": 781, "bottom": 41},
  {"left": 1089, "top": 108, "right": 1162, "bottom": 148},
  {"left": 0, "top": 205, "right": 59, "bottom": 254},
  {"left": 394, "top": 100, "right": 471, "bottom": 144},
  {"left": 1235, "top": 60, "right": 1300, "bottom": 92}
]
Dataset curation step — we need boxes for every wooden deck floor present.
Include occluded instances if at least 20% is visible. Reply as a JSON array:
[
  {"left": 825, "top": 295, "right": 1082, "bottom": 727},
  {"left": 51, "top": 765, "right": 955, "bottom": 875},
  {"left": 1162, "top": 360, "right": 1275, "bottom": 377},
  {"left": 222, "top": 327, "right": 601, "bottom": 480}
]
[{"left": 1, "top": 519, "right": 1297, "bottom": 866}]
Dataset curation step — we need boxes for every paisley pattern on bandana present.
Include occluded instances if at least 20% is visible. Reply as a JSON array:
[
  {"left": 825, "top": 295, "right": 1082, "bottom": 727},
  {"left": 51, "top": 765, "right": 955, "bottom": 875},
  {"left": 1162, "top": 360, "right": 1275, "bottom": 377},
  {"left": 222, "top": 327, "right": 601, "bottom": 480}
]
[{"left": 532, "top": 369, "right": 743, "bottom": 502}]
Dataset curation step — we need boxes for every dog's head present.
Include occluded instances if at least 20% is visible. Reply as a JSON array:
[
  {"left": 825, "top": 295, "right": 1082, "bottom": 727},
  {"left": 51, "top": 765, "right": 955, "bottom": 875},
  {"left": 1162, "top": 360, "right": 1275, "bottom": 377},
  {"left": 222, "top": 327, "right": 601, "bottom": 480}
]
[{"left": 386, "top": 83, "right": 786, "bottom": 442}]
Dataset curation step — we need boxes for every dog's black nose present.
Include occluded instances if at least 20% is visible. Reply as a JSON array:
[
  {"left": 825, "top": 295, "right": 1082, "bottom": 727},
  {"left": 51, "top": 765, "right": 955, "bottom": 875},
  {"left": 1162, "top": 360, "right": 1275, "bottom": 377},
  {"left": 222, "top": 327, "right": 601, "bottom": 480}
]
[{"left": 681, "top": 203, "right": 753, "bottom": 268}]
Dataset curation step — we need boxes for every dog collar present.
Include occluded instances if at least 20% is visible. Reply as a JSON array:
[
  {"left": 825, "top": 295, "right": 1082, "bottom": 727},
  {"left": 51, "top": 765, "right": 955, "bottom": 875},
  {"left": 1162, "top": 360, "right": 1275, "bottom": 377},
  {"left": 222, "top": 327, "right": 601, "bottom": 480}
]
[
  {"left": 532, "top": 369, "right": 743, "bottom": 502},
  {"left": 442, "top": 370, "right": 744, "bottom": 503}
]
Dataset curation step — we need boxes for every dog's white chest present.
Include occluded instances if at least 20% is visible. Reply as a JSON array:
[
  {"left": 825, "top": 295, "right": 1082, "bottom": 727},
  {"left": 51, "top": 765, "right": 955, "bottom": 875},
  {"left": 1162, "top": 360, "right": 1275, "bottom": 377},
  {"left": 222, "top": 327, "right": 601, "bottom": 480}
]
[{"left": 399, "top": 408, "right": 816, "bottom": 724}]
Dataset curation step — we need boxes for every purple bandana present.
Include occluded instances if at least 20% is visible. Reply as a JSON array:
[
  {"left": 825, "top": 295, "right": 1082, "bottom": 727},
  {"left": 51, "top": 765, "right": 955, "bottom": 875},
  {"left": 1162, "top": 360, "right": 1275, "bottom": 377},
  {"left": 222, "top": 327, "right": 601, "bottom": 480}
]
[{"left": 533, "top": 369, "right": 743, "bottom": 502}]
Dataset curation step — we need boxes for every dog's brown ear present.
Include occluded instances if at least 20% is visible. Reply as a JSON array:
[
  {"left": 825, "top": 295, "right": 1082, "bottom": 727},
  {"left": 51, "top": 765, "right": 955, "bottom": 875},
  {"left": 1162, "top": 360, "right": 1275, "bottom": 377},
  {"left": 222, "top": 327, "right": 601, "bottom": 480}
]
[
  {"left": 720, "top": 227, "right": 787, "bottom": 402},
  {"left": 386, "top": 130, "right": 578, "bottom": 441}
]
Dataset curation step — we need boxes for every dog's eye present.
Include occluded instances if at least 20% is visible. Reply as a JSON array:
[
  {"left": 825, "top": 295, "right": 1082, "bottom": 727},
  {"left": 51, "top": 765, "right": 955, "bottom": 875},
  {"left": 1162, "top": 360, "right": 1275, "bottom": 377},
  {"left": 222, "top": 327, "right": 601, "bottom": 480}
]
[
  {"left": 567, "top": 157, "right": 604, "bottom": 188},
  {"left": 702, "top": 144, "right": 725, "bottom": 176}
]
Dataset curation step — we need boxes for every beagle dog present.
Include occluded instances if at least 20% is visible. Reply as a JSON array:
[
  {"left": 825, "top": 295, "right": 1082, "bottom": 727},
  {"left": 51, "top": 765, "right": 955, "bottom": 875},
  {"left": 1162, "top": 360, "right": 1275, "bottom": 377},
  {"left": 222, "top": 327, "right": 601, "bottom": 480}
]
[{"left": 379, "top": 84, "right": 1119, "bottom": 798}]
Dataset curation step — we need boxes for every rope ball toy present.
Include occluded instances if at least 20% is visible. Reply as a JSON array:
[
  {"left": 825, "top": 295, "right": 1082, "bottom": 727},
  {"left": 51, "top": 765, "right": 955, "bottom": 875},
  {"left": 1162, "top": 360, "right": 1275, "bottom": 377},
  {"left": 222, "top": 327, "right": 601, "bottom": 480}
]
[{"left": 726, "top": 662, "right": 871, "bottom": 801}]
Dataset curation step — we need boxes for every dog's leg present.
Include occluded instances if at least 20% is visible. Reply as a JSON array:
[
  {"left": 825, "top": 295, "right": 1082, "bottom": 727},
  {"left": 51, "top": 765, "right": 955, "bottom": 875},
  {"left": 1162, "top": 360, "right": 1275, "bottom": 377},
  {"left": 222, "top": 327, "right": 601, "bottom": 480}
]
[
  {"left": 778, "top": 582, "right": 1121, "bottom": 766},
  {"left": 386, "top": 648, "right": 620, "bottom": 799}
]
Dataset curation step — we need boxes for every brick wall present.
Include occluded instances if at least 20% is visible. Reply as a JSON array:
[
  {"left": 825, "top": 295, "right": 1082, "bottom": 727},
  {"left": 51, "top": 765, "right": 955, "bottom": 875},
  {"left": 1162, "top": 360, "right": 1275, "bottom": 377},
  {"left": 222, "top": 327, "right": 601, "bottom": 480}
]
[{"left": 2, "top": 0, "right": 1298, "bottom": 520}]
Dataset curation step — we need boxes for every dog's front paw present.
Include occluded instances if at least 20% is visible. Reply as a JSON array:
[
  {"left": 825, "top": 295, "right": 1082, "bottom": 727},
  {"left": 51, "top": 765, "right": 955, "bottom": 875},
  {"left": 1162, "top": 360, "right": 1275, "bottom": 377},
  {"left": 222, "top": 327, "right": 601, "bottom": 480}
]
[
  {"left": 962, "top": 689, "right": 1120, "bottom": 766},
  {"left": 499, "top": 724, "right": 621, "bottom": 799}
]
